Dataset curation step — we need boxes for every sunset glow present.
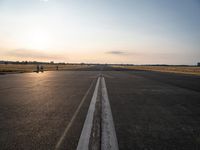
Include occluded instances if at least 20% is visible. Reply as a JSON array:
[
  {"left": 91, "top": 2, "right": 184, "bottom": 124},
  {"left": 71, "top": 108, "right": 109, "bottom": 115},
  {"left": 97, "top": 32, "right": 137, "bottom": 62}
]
[
  {"left": 0, "top": 0, "right": 199, "bottom": 64},
  {"left": 19, "top": 28, "right": 52, "bottom": 50}
]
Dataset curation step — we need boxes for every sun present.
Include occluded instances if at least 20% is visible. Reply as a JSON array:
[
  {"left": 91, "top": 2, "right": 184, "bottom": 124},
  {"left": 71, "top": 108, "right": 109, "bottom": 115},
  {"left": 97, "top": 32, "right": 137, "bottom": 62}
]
[
  {"left": 25, "top": 29, "right": 51, "bottom": 50},
  {"left": 20, "top": 28, "right": 52, "bottom": 50},
  {"left": 26, "top": 30, "right": 50, "bottom": 50}
]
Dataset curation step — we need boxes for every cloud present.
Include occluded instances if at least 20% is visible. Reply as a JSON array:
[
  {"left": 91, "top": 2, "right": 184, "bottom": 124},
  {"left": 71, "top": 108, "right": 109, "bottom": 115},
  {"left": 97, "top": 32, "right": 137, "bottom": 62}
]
[
  {"left": 4, "top": 48, "right": 66, "bottom": 61},
  {"left": 106, "top": 50, "right": 127, "bottom": 55},
  {"left": 104, "top": 50, "right": 189, "bottom": 64}
]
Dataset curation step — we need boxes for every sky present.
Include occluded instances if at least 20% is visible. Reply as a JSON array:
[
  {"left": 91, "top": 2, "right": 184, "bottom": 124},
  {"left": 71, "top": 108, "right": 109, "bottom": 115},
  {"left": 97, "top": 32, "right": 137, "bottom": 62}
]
[{"left": 0, "top": 0, "right": 200, "bottom": 64}]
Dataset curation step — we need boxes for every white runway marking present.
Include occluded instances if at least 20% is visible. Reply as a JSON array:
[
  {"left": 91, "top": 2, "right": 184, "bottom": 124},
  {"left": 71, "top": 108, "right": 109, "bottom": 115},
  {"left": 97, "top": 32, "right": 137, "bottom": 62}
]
[
  {"left": 101, "top": 77, "right": 119, "bottom": 150},
  {"left": 76, "top": 76, "right": 118, "bottom": 150},
  {"left": 54, "top": 80, "right": 95, "bottom": 150},
  {"left": 76, "top": 77, "right": 100, "bottom": 150}
]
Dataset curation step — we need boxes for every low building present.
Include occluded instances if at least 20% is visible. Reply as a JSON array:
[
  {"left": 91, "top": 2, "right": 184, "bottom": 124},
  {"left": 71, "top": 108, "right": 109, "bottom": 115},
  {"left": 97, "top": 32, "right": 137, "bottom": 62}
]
[{"left": 198, "top": 62, "right": 200, "bottom": 66}]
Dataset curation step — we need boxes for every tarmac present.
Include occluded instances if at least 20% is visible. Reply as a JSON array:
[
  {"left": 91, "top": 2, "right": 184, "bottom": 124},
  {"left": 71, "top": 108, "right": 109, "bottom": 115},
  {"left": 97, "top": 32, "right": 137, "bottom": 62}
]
[{"left": 0, "top": 65, "right": 200, "bottom": 150}]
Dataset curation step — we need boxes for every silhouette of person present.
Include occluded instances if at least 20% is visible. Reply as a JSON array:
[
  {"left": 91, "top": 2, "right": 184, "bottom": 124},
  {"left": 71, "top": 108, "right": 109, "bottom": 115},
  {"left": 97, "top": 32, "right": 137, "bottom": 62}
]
[
  {"left": 36, "top": 65, "right": 40, "bottom": 73},
  {"left": 41, "top": 65, "right": 44, "bottom": 72}
]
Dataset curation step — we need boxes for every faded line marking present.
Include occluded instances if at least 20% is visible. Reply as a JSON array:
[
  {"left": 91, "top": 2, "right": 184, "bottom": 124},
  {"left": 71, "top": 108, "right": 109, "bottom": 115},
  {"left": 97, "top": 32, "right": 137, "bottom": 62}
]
[
  {"left": 54, "top": 79, "right": 95, "bottom": 150},
  {"left": 101, "top": 77, "right": 119, "bottom": 150},
  {"left": 102, "top": 74, "right": 115, "bottom": 79},
  {"left": 76, "top": 77, "right": 100, "bottom": 150}
]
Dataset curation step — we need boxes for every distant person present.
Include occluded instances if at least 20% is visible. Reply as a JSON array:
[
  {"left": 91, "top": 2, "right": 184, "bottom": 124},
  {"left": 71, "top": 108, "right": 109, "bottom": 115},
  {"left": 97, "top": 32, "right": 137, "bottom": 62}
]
[
  {"left": 41, "top": 65, "right": 44, "bottom": 72},
  {"left": 36, "top": 65, "right": 40, "bottom": 73},
  {"left": 56, "top": 66, "right": 58, "bottom": 70}
]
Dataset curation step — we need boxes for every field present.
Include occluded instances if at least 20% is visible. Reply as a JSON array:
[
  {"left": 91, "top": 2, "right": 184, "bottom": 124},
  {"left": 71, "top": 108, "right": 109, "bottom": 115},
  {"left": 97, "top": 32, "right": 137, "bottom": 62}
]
[
  {"left": 1, "top": 64, "right": 200, "bottom": 76},
  {"left": 0, "top": 64, "right": 92, "bottom": 74},
  {"left": 113, "top": 65, "right": 200, "bottom": 76}
]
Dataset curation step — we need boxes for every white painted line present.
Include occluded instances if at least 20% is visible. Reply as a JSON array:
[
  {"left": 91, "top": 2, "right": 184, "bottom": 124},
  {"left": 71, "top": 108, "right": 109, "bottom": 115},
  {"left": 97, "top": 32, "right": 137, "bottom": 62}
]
[
  {"left": 101, "top": 77, "right": 119, "bottom": 150},
  {"left": 54, "top": 80, "right": 95, "bottom": 150},
  {"left": 76, "top": 77, "right": 100, "bottom": 150}
]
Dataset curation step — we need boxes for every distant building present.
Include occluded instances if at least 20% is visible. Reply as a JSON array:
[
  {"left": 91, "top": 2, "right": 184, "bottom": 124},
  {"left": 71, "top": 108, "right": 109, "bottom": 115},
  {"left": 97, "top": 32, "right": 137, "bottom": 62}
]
[{"left": 198, "top": 62, "right": 200, "bottom": 66}]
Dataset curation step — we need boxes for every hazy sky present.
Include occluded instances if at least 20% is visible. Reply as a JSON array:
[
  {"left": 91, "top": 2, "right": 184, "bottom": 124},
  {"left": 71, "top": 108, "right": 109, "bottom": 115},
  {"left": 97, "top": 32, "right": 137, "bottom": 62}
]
[{"left": 0, "top": 0, "right": 200, "bottom": 64}]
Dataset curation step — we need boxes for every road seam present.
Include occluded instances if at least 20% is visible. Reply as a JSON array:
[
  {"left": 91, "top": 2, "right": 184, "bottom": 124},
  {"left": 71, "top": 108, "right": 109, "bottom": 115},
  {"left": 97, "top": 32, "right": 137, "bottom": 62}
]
[
  {"left": 54, "top": 79, "right": 96, "bottom": 150},
  {"left": 102, "top": 74, "right": 115, "bottom": 79}
]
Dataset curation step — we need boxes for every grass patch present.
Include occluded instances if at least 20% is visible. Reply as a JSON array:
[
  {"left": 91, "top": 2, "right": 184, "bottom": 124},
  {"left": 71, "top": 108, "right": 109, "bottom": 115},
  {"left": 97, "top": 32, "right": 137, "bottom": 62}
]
[{"left": 113, "top": 65, "right": 200, "bottom": 76}]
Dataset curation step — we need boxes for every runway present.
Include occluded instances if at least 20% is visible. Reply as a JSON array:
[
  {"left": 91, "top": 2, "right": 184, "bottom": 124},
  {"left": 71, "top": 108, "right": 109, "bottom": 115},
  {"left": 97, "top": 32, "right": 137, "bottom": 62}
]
[
  {"left": 0, "top": 71, "right": 99, "bottom": 150},
  {"left": 0, "top": 66, "right": 200, "bottom": 150},
  {"left": 105, "top": 71, "right": 200, "bottom": 150}
]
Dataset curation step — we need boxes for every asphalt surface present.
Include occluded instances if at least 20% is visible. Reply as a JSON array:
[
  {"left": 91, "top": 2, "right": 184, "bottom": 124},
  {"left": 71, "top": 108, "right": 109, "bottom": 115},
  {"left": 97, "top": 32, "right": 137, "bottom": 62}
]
[
  {"left": 0, "top": 71, "right": 99, "bottom": 150},
  {"left": 105, "top": 71, "right": 200, "bottom": 150},
  {"left": 0, "top": 66, "right": 200, "bottom": 150}
]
